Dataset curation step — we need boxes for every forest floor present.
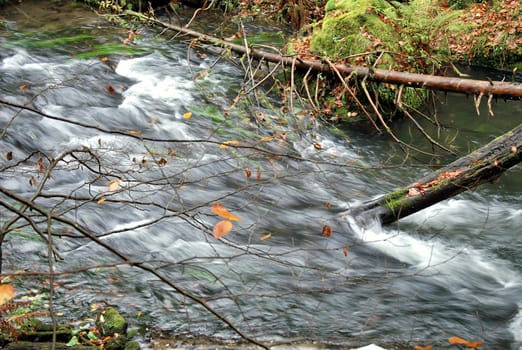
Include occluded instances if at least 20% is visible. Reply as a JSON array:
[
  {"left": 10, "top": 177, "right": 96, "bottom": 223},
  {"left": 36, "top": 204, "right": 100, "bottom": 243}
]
[{"left": 239, "top": 0, "right": 521, "bottom": 68}]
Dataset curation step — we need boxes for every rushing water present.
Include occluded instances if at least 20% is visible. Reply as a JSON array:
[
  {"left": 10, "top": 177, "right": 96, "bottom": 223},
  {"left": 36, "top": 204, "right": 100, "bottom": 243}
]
[{"left": 1, "top": 2, "right": 521, "bottom": 349}]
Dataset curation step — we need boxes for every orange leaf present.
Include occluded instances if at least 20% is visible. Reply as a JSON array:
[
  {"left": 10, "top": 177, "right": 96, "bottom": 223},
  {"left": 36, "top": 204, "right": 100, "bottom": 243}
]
[
  {"left": 107, "top": 85, "right": 116, "bottom": 94},
  {"left": 182, "top": 112, "right": 192, "bottom": 119},
  {"left": 211, "top": 202, "right": 240, "bottom": 221},
  {"left": 448, "top": 336, "right": 484, "bottom": 348},
  {"left": 259, "top": 136, "right": 274, "bottom": 142},
  {"left": 97, "top": 197, "right": 107, "bottom": 205},
  {"left": 260, "top": 233, "right": 272, "bottom": 241},
  {"left": 467, "top": 341, "right": 485, "bottom": 348},
  {"left": 414, "top": 345, "right": 432, "bottom": 350},
  {"left": 325, "top": 201, "right": 332, "bottom": 209},
  {"left": 322, "top": 224, "right": 332, "bottom": 238},
  {"left": 213, "top": 220, "right": 233, "bottom": 239},
  {"left": 128, "top": 130, "right": 141, "bottom": 135},
  {"left": 0, "top": 284, "right": 15, "bottom": 306},
  {"left": 220, "top": 140, "right": 239, "bottom": 149},
  {"left": 100, "top": 56, "right": 109, "bottom": 62}
]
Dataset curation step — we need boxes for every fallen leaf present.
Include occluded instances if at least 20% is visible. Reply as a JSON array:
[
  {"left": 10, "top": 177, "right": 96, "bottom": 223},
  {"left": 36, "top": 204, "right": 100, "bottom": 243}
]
[
  {"left": 6, "top": 151, "right": 13, "bottom": 161},
  {"left": 100, "top": 57, "right": 109, "bottom": 62},
  {"left": 128, "top": 130, "right": 141, "bottom": 135},
  {"left": 220, "top": 140, "right": 240, "bottom": 149},
  {"left": 325, "top": 201, "right": 332, "bottom": 209},
  {"left": 512, "top": 146, "right": 517, "bottom": 153},
  {"left": 414, "top": 345, "right": 432, "bottom": 350},
  {"left": 260, "top": 136, "right": 274, "bottom": 142},
  {"left": 183, "top": 112, "right": 192, "bottom": 119},
  {"left": 256, "top": 167, "right": 261, "bottom": 181},
  {"left": 108, "top": 180, "right": 120, "bottom": 192},
  {"left": 97, "top": 197, "right": 106, "bottom": 205},
  {"left": 322, "top": 224, "right": 332, "bottom": 238},
  {"left": 448, "top": 336, "right": 484, "bottom": 348},
  {"left": 213, "top": 220, "right": 233, "bottom": 239},
  {"left": 245, "top": 168, "right": 252, "bottom": 179},
  {"left": 260, "top": 233, "right": 272, "bottom": 241},
  {"left": 0, "top": 284, "right": 15, "bottom": 306},
  {"left": 342, "top": 246, "right": 348, "bottom": 257},
  {"left": 107, "top": 85, "right": 116, "bottom": 94},
  {"left": 211, "top": 202, "right": 240, "bottom": 221}
]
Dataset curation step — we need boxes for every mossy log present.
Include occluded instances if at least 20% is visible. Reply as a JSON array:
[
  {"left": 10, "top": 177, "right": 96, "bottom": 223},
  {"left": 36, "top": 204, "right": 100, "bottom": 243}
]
[
  {"left": 349, "top": 123, "right": 522, "bottom": 225},
  {"left": 127, "top": 11, "right": 522, "bottom": 100}
]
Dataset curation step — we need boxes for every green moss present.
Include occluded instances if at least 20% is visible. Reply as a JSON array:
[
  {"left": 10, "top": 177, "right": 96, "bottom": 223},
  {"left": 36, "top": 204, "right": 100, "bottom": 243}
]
[
  {"left": 97, "top": 307, "right": 128, "bottom": 336},
  {"left": 383, "top": 188, "right": 409, "bottom": 213},
  {"left": 125, "top": 340, "right": 141, "bottom": 350},
  {"left": 310, "top": 0, "right": 394, "bottom": 59}
]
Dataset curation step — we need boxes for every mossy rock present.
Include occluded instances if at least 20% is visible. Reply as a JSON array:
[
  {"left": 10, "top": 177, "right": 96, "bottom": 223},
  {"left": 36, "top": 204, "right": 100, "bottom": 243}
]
[
  {"left": 310, "top": 0, "right": 396, "bottom": 59},
  {"left": 18, "top": 319, "right": 72, "bottom": 343},
  {"left": 96, "top": 307, "right": 128, "bottom": 336},
  {"left": 105, "top": 334, "right": 128, "bottom": 350},
  {"left": 124, "top": 340, "right": 141, "bottom": 350}
]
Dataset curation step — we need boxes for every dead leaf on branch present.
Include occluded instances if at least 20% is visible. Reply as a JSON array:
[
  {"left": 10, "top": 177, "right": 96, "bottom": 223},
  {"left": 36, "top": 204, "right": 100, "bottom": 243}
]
[{"left": 211, "top": 202, "right": 240, "bottom": 221}]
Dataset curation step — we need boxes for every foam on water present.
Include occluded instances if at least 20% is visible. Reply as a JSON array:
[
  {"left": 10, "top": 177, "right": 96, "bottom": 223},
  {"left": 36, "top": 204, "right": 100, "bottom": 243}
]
[
  {"left": 115, "top": 54, "right": 195, "bottom": 108},
  {"left": 347, "top": 197, "right": 522, "bottom": 345}
]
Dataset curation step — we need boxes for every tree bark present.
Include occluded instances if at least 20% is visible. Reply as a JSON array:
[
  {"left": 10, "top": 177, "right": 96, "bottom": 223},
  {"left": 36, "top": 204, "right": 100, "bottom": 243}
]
[
  {"left": 348, "top": 123, "right": 522, "bottom": 225},
  {"left": 127, "top": 11, "right": 522, "bottom": 99}
]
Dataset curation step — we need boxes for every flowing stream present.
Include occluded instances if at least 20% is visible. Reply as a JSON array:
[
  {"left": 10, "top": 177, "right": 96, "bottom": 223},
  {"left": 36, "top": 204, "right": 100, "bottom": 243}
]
[{"left": 1, "top": 2, "right": 521, "bottom": 349}]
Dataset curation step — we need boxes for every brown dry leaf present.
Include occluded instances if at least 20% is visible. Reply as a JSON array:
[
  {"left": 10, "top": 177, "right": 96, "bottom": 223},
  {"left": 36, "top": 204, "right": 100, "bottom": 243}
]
[
  {"left": 213, "top": 220, "right": 233, "bottom": 239},
  {"left": 322, "top": 224, "right": 332, "bottom": 238},
  {"left": 0, "top": 284, "right": 15, "bottom": 306},
  {"left": 259, "top": 136, "right": 274, "bottom": 142},
  {"left": 342, "top": 246, "right": 348, "bottom": 257},
  {"left": 211, "top": 202, "right": 240, "bottom": 221},
  {"left": 128, "top": 130, "right": 141, "bottom": 135},
  {"left": 6, "top": 151, "right": 13, "bottom": 161},
  {"left": 37, "top": 157, "right": 45, "bottom": 173},
  {"left": 245, "top": 168, "right": 252, "bottom": 179}
]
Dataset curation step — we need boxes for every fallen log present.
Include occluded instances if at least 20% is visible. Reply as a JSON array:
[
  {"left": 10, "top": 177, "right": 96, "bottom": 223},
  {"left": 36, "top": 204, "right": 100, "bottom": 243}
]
[
  {"left": 348, "top": 123, "right": 522, "bottom": 225},
  {"left": 127, "top": 11, "right": 522, "bottom": 99}
]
